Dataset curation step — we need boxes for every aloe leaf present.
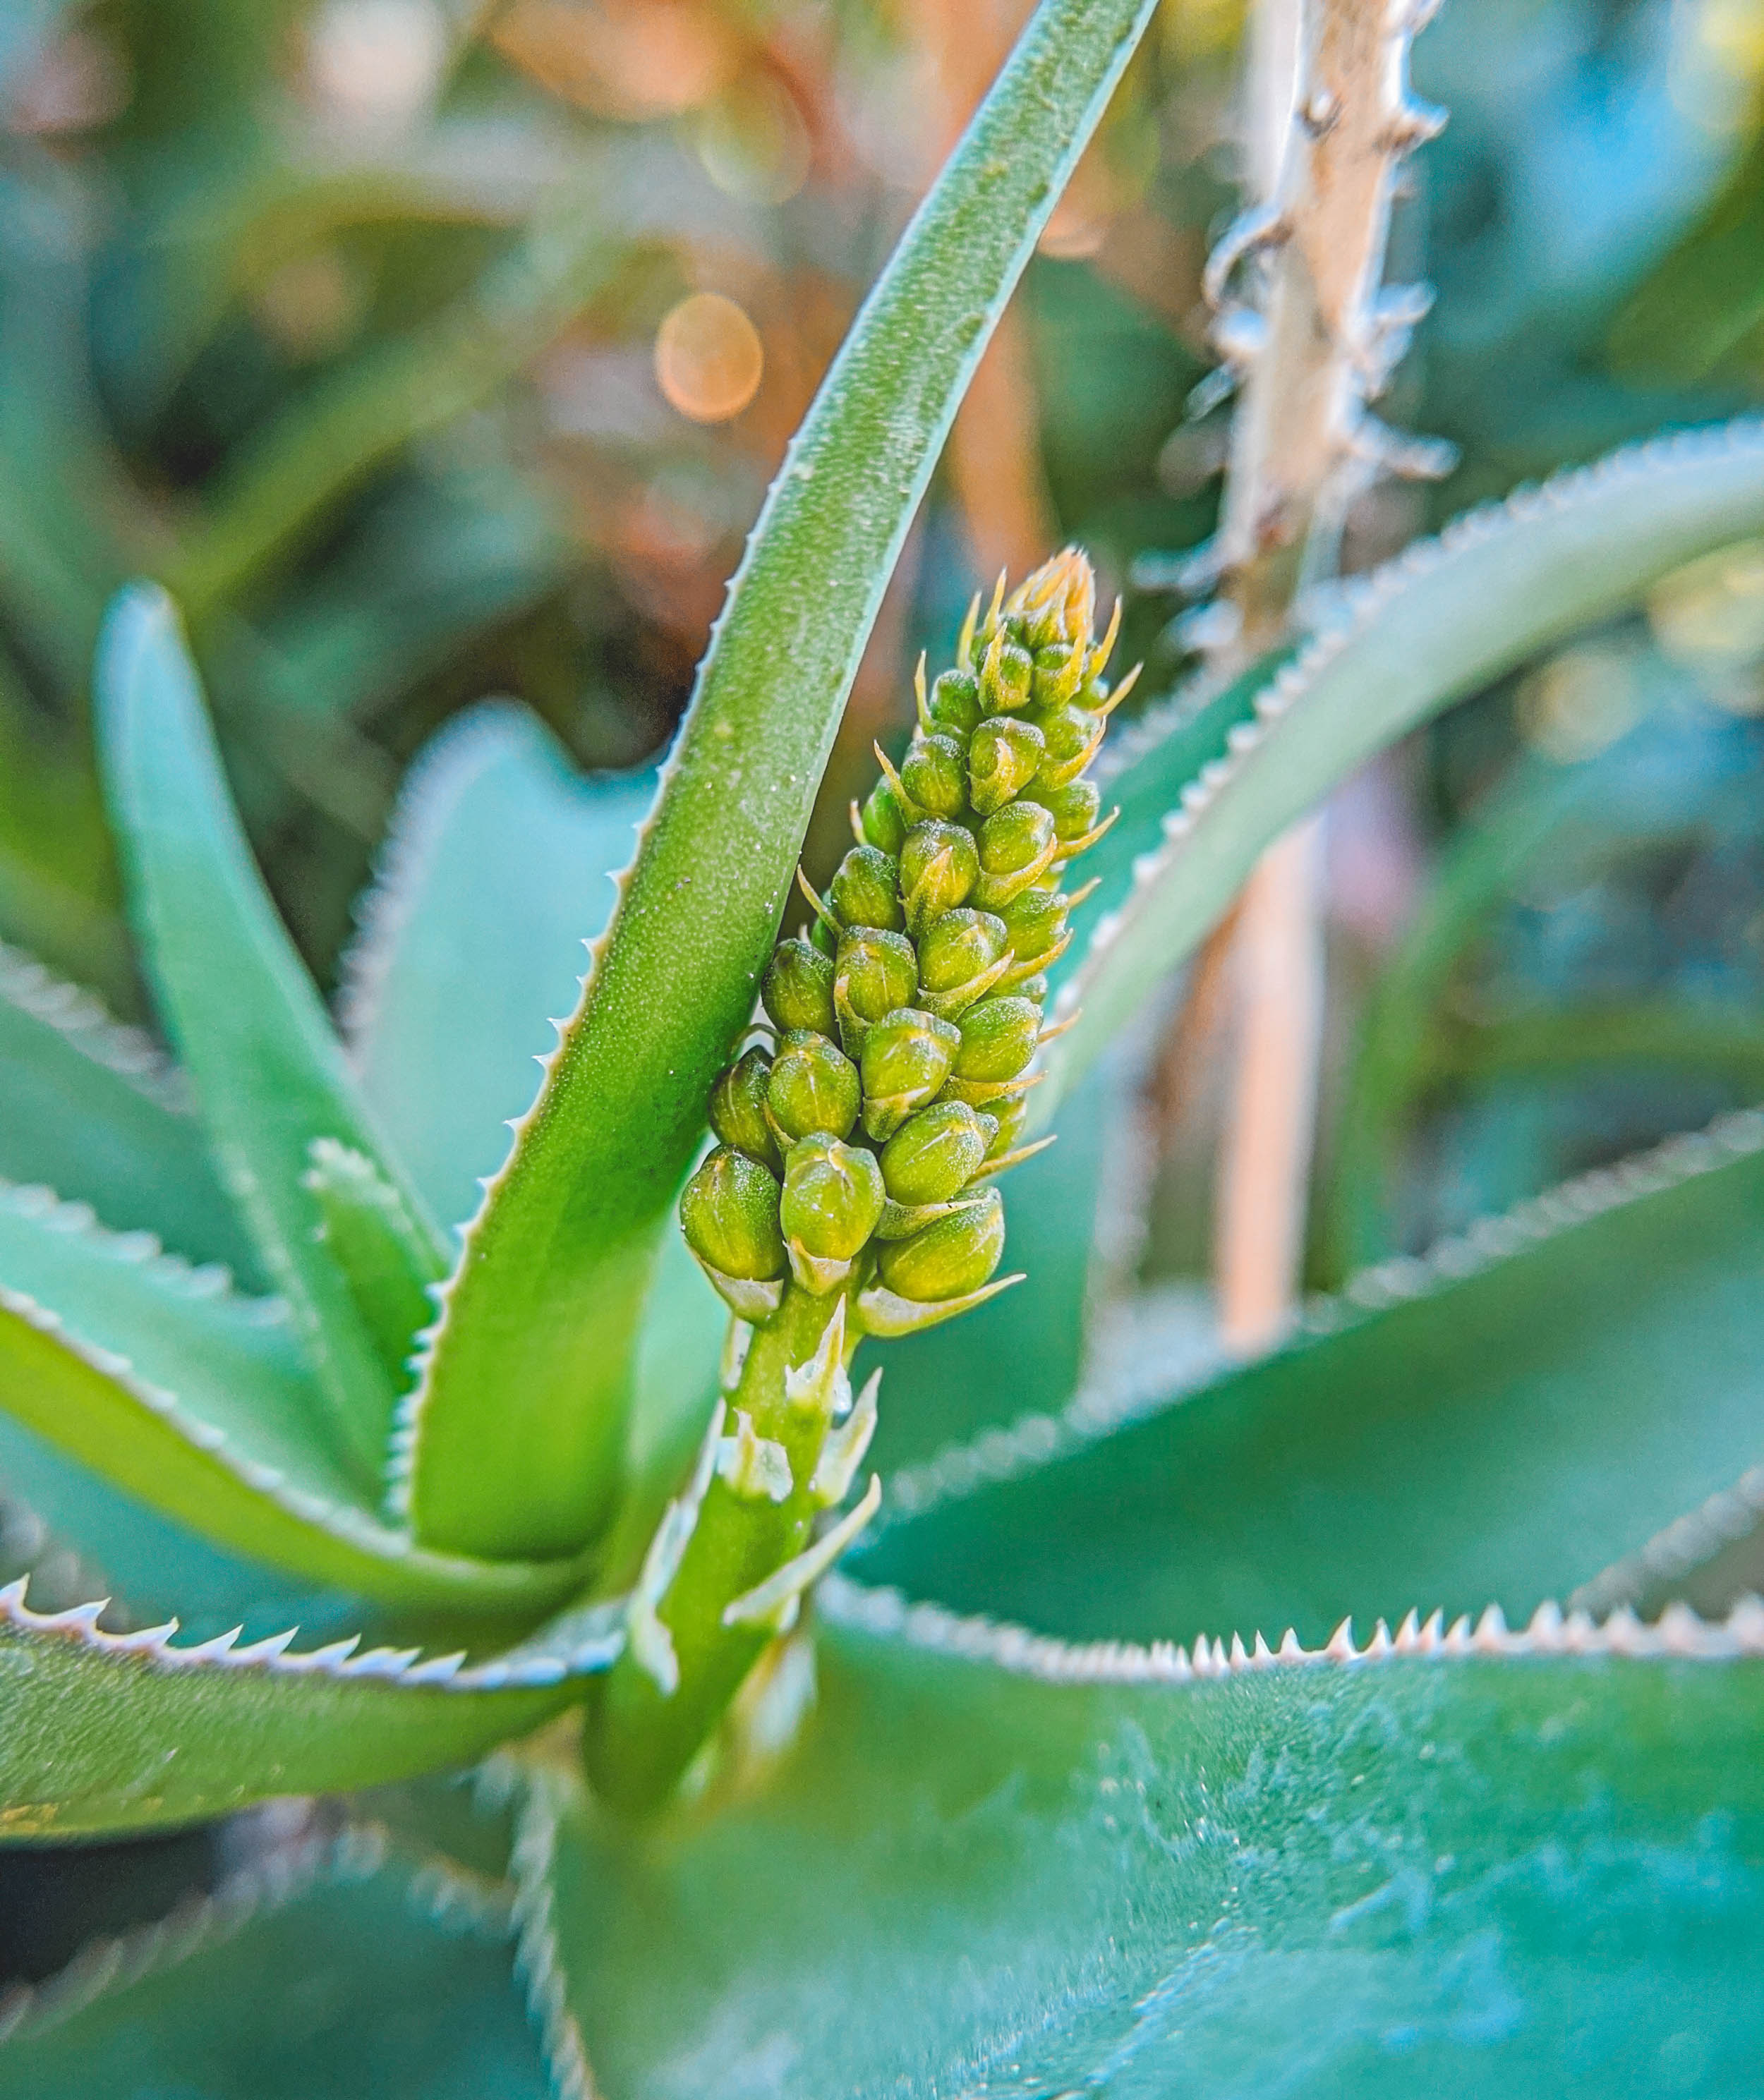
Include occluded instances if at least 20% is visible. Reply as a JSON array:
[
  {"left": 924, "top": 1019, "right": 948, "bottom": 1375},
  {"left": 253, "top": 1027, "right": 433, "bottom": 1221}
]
[
  {"left": 857, "top": 1114, "right": 1764, "bottom": 1648},
  {"left": 407, "top": 0, "right": 1162, "bottom": 1562},
  {"left": 0, "top": 940, "right": 258, "bottom": 1277},
  {"left": 1044, "top": 418, "right": 1764, "bottom": 1107},
  {"left": 0, "top": 1828, "right": 548, "bottom": 2096},
  {"left": 526, "top": 1605, "right": 1764, "bottom": 2100},
  {"left": 96, "top": 585, "right": 448, "bottom": 1486},
  {"left": 342, "top": 703, "right": 655, "bottom": 1235},
  {"left": 0, "top": 1182, "right": 583, "bottom": 1617},
  {"left": 0, "top": 1580, "right": 619, "bottom": 1838}
]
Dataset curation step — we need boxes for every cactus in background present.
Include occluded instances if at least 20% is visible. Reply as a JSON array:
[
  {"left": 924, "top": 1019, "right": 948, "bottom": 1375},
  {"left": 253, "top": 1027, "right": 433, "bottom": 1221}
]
[{"left": 587, "top": 554, "right": 1124, "bottom": 1809}]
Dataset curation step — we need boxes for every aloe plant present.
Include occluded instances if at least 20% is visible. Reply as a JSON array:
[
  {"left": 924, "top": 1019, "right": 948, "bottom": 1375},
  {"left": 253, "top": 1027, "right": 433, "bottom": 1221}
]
[{"left": 4, "top": 0, "right": 1764, "bottom": 2092}]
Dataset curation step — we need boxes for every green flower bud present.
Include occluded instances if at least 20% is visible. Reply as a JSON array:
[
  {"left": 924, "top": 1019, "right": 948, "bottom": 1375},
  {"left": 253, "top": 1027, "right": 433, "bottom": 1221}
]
[
  {"left": 1030, "top": 642, "right": 1086, "bottom": 710},
  {"left": 1026, "top": 702, "right": 1100, "bottom": 790},
  {"left": 1000, "top": 884, "right": 1069, "bottom": 964},
  {"left": 876, "top": 1186, "right": 1005, "bottom": 1301},
  {"left": 763, "top": 938, "right": 836, "bottom": 1036},
  {"left": 879, "top": 1099, "right": 994, "bottom": 1206},
  {"left": 954, "top": 995, "right": 1041, "bottom": 1084},
  {"left": 973, "top": 800, "right": 1058, "bottom": 911},
  {"left": 1015, "top": 973, "right": 1049, "bottom": 1005},
  {"left": 900, "top": 734, "right": 969, "bottom": 823},
  {"left": 860, "top": 776, "right": 908, "bottom": 856},
  {"left": 780, "top": 1132, "right": 886, "bottom": 1276},
  {"left": 859, "top": 1005, "right": 960, "bottom": 1139},
  {"left": 708, "top": 1046, "right": 779, "bottom": 1168},
  {"left": 967, "top": 715, "right": 1046, "bottom": 818},
  {"left": 833, "top": 928, "right": 919, "bottom": 1050},
  {"left": 767, "top": 1029, "right": 860, "bottom": 1144},
  {"left": 985, "top": 1092, "right": 1029, "bottom": 1158},
  {"left": 899, "top": 820, "right": 979, "bottom": 935},
  {"left": 915, "top": 906, "right": 1008, "bottom": 1018},
  {"left": 928, "top": 667, "right": 982, "bottom": 740},
  {"left": 808, "top": 913, "right": 838, "bottom": 957},
  {"left": 829, "top": 845, "right": 903, "bottom": 933},
  {"left": 1027, "top": 777, "right": 1102, "bottom": 843},
  {"left": 980, "top": 640, "right": 1034, "bottom": 715},
  {"left": 680, "top": 1146, "right": 785, "bottom": 1281}
]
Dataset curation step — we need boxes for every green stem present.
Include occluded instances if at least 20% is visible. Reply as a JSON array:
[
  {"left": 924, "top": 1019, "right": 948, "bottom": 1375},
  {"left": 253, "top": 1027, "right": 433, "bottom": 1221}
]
[{"left": 584, "top": 1283, "right": 854, "bottom": 1815}]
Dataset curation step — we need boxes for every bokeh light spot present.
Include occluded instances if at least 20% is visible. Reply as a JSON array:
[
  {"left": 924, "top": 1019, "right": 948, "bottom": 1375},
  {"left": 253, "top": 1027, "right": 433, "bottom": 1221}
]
[{"left": 655, "top": 293, "right": 764, "bottom": 423}]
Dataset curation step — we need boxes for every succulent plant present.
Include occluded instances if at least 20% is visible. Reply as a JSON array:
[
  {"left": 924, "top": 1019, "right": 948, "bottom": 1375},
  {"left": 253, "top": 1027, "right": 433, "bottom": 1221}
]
[{"left": 5, "top": 0, "right": 1764, "bottom": 2094}]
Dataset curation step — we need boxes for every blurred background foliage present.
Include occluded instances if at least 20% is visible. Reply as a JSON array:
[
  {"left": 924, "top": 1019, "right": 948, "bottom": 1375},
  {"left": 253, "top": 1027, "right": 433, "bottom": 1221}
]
[{"left": 0, "top": 0, "right": 1761, "bottom": 1301}]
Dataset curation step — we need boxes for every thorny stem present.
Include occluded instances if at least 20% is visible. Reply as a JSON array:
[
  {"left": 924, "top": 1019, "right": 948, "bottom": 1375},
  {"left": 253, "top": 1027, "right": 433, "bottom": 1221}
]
[{"left": 1204, "top": 0, "right": 1443, "bottom": 1345}]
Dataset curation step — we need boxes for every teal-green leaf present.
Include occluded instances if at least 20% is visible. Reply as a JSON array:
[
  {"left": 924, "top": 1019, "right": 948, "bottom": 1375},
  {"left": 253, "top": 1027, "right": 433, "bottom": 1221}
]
[
  {"left": 0, "top": 1584, "right": 617, "bottom": 1838},
  {"left": 408, "top": 0, "right": 1163, "bottom": 1562},
  {"left": 1044, "top": 419, "right": 1764, "bottom": 1107},
  {"left": 857, "top": 1117, "right": 1764, "bottom": 1646},
  {"left": 95, "top": 584, "right": 448, "bottom": 1488},
  {"left": 343, "top": 703, "right": 654, "bottom": 1237},
  {"left": 0, "top": 1831, "right": 548, "bottom": 2096},
  {"left": 0, "top": 939, "right": 258, "bottom": 1278},
  {"left": 529, "top": 1612, "right": 1764, "bottom": 2099},
  {"left": 0, "top": 1180, "right": 584, "bottom": 1618}
]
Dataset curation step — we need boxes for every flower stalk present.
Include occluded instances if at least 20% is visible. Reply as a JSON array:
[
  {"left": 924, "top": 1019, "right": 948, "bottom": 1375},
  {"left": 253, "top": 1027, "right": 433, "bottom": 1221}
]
[{"left": 584, "top": 550, "right": 1125, "bottom": 1812}]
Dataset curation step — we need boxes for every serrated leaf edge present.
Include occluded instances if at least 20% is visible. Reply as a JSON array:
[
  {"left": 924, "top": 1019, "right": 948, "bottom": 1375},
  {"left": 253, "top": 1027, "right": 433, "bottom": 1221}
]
[
  {"left": 1572, "top": 1461, "right": 1764, "bottom": 1619},
  {"left": 817, "top": 1571, "right": 1764, "bottom": 1682},
  {"left": 510, "top": 1772, "right": 600, "bottom": 2100},
  {"left": 0, "top": 1816, "right": 520, "bottom": 2051},
  {"left": 0, "top": 937, "right": 191, "bottom": 1113},
  {"left": 874, "top": 1103, "right": 1764, "bottom": 1533},
  {"left": 1053, "top": 415, "right": 1764, "bottom": 1040},
  {"left": 0, "top": 1571, "right": 623, "bottom": 1690},
  {"left": 0, "top": 1823, "right": 389, "bottom": 2049}
]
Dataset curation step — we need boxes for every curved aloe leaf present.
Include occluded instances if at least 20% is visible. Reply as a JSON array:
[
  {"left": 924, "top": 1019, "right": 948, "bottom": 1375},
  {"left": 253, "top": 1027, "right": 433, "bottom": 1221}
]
[
  {"left": 524, "top": 1603, "right": 1764, "bottom": 2100},
  {"left": 96, "top": 585, "right": 447, "bottom": 1488},
  {"left": 0, "top": 1182, "right": 582, "bottom": 1617},
  {"left": 342, "top": 703, "right": 654, "bottom": 1237},
  {"left": 406, "top": 0, "right": 1163, "bottom": 1562},
  {"left": 858, "top": 1114, "right": 1764, "bottom": 1646},
  {"left": 0, "top": 1830, "right": 548, "bottom": 2096},
  {"left": 0, "top": 1579, "right": 618, "bottom": 1838},
  {"left": 1043, "top": 418, "right": 1764, "bottom": 1109},
  {"left": 0, "top": 938, "right": 258, "bottom": 1277}
]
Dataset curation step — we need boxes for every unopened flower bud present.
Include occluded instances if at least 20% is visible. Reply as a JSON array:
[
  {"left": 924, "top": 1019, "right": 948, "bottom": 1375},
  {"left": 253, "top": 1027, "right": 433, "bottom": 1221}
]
[
  {"left": 860, "top": 777, "right": 908, "bottom": 856},
  {"left": 809, "top": 914, "right": 837, "bottom": 957},
  {"left": 916, "top": 907, "right": 1008, "bottom": 1017},
  {"left": 859, "top": 1006, "right": 960, "bottom": 1139},
  {"left": 708, "top": 1046, "right": 779, "bottom": 1167},
  {"left": 1028, "top": 777, "right": 1102, "bottom": 843},
  {"left": 954, "top": 995, "right": 1041, "bottom": 1084},
  {"left": 1030, "top": 643, "right": 1085, "bottom": 710},
  {"left": 899, "top": 821, "right": 979, "bottom": 934},
  {"left": 999, "top": 885, "right": 1069, "bottom": 965},
  {"left": 967, "top": 715, "right": 1045, "bottom": 818},
  {"left": 834, "top": 928, "right": 919, "bottom": 1050},
  {"left": 763, "top": 938, "right": 836, "bottom": 1036},
  {"left": 928, "top": 667, "right": 982, "bottom": 740},
  {"left": 900, "top": 734, "right": 969, "bottom": 823},
  {"left": 1026, "top": 702, "right": 1099, "bottom": 790},
  {"left": 681, "top": 1146, "right": 785, "bottom": 1281},
  {"left": 985, "top": 1092, "right": 1029, "bottom": 1158},
  {"left": 781, "top": 1134, "right": 886, "bottom": 1266},
  {"left": 829, "top": 845, "right": 903, "bottom": 933},
  {"left": 767, "top": 1030, "right": 861, "bottom": 1143},
  {"left": 879, "top": 1099, "right": 993, "bottom": 1206},
  {"left": 876, "top": 1186, "right": 1005, "bottom": 1301},
  {"left": 981, "top": 639, "right": 1034, "bottom": 715},
  {"left": 973, "top": 800, "right": 1058, "bottom": 910}
]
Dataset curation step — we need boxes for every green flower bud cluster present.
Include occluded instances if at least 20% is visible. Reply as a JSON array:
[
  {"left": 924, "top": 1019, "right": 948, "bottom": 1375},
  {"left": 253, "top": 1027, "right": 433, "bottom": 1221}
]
[{"left": 681, "top": 549, "right": 1128, "bottom": 1330}]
